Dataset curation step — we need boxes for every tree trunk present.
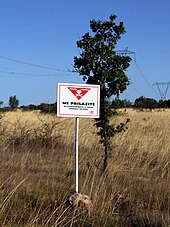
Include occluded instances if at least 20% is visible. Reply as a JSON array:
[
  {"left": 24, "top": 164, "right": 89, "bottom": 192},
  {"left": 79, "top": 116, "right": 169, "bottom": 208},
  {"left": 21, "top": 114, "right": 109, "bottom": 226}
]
[
  {"left": 103, "top": 146, "right": 109, "bottom": 172},
  {"left": 102, "top": 126, "right": 109, "bottom": 172}
]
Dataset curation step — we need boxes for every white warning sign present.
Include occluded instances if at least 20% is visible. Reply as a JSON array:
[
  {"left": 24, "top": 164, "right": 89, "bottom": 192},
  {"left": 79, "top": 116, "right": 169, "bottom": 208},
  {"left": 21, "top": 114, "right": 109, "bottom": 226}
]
[{"left": 57, "top": 83, "right": 100, "bottom": 118}]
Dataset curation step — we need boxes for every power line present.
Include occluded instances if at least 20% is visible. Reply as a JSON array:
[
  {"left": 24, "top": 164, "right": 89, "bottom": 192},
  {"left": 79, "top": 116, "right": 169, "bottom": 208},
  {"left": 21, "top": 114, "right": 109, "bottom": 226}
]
[
  {"left": 0, "top": 70, "right": 75, "bottom": 78},
  {"left": 134, "top": 61, "right": 152, "bottom": 88},
  {"left": 134, "top": 61, "right": 160, "bottom": 99},
  {"left": 0, "top": 55, "right": 74, "bottom": 72},
  {"left": 116, "top": 48, "right": 161, "bottom": 99},
  {"left": 130, "top": 83, "right": 143, "bottom": 96},
  {"left": 116, "top": 48, "right": 150, "bottom": 88}
]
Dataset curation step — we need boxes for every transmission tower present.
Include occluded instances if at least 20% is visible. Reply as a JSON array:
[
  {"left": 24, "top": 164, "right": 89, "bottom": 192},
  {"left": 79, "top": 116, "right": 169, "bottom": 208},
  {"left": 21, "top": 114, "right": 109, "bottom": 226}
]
[
  {"left": 153, "top": 81, "right": 170, "bottom": 100},
  {"left": 116, "top": 47, "right": 136, "bottom": 61}
]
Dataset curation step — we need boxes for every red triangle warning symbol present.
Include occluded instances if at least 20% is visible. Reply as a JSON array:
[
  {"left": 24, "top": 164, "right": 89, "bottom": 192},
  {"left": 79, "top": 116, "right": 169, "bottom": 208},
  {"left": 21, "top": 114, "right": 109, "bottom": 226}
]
[{"left": 68, "top": 87, "right": 90, "bottom": 100}]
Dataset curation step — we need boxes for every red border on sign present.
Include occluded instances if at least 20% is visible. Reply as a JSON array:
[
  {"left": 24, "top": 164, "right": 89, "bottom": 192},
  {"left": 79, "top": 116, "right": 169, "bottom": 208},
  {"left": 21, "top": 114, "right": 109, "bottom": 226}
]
[{"left": 58, "top": 84, "right": 100, "bottom": 118}]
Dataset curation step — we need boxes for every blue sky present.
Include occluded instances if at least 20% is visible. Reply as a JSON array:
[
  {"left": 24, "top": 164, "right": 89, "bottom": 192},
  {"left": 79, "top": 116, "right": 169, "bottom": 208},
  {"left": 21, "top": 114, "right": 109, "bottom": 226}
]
[{"left": 0, "top": 0, "right": 170, "bottom": 106}]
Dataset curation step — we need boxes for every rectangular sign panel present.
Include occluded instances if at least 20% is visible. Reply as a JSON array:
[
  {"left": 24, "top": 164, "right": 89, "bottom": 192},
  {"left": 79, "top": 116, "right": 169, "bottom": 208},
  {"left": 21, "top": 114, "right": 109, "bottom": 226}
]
[{"left": 57, "top": 83, "right": 100, "bottom": 118}]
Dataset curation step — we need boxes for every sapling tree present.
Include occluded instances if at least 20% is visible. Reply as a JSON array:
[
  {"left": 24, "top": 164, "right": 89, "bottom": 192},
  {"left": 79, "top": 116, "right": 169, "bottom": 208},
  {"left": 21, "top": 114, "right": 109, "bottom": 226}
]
[
  {"left": 9, "top": 95, "right": 19, "bottom": 109},
  {"left": 0, "top": 101, "right": 3, "bottom": 108},
  {"left": 74, "top": 15, "right": 131, "bottom": 172}
]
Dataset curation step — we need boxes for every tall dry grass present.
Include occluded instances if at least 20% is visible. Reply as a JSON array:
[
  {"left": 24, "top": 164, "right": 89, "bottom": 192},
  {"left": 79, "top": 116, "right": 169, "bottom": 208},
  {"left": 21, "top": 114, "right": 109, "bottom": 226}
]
[{"left": 0, "top": 109, "right": 169, "bottom": 226}]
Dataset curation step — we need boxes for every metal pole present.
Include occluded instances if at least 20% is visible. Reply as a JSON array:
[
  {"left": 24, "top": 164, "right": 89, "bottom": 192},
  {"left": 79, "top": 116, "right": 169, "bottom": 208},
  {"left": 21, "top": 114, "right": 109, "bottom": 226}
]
[{"left": 75, "top": 117, "right": 79, "bottom": 193}]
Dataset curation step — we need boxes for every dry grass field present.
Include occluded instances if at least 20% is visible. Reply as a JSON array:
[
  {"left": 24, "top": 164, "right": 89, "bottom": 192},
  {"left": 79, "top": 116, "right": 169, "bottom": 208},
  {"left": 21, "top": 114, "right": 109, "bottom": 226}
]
[{"left": 0, "top": 108, "right": 169, "bottom": 226}]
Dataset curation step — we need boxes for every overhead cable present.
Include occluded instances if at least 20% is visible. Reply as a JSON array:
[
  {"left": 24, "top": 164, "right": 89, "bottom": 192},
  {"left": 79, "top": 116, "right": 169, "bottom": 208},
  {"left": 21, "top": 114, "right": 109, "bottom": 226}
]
[
  {"left": 0, "top": 55, "right": 75, "bottom": 72},
  {"left": 0, "top": 70, "right": 74, "bottom": 78}
]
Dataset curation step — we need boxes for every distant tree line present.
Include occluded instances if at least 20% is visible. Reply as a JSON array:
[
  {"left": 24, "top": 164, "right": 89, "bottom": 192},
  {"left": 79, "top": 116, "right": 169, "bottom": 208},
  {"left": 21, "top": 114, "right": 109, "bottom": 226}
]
[
  {"left": 20, "top": 102, "right": 57, "bottom": 113},
  {"left": 0, "top": 95, "right": 56, "bottom": 113},
  {"left": 112, "top": 96, "right": 170, "bottom": 109},
  {"left": 0, "top": 95, "right": 170, "bottom": 113}
]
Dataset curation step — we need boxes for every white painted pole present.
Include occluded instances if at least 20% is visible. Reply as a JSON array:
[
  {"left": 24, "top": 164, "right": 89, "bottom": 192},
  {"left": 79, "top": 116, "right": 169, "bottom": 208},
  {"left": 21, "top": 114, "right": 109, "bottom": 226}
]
[{"left": 75, "top": 117, "right": 79, "bottom": 193}]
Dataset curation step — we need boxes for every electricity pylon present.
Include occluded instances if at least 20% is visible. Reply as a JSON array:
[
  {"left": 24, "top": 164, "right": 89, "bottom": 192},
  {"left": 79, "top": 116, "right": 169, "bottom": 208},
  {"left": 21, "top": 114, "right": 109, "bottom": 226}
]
[
  {"left": 153, "top": 82, "right": 170, "bottom": 100},
  {"left": 116, "top": 47, "right": 136, "bottom": 61}
]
